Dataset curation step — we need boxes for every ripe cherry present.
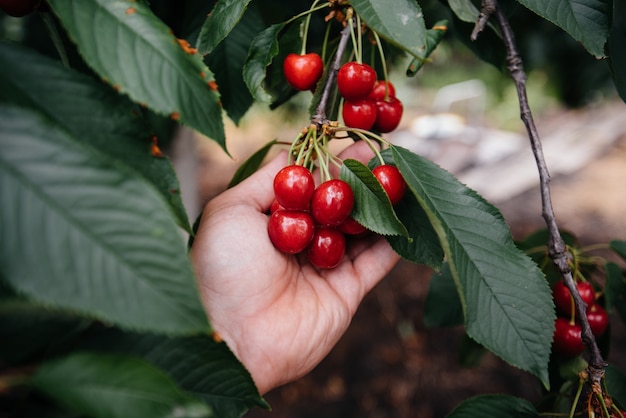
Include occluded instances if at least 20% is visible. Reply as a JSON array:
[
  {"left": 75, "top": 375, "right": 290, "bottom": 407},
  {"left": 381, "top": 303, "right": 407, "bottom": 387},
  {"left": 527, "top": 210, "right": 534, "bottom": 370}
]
[
  {"left": 342, "top": 99, "right": 377, "bottom": 130},
  {"left": 273, "top": 165, "right": 315, "bottom": 211},
  {"left": 587, "top": 303, "right": 609, "bottom": 337},
  {"left": 283, "top": 52, "right": 324, "bottom": 91},
  {"left": 552, "top": 280, "right": 595, "bottom": 316},
  {"left": 339, "top": 216, "right": 367, "bottom": 236},
  {"left": 270, "top": 199, "right": 284, "bottom": 214},
  {"left": 368, "top": 80, "right": 396, "bottom": 101},
  {"left": 337, "top": 62, "right": 377, "bottom": 101},
  {"left": 267, "top": 210, "right": 314, "bottom": 254},
  {"left": 372, "top": 165, "right": 406, "bottom": 205},
  {"left": 552, "top": 317, "right": 585, "bottom": 357},
  {"left": 311, "top": 179, "right": 354, "bottom": 226},
  {"left": 0, "top": 0, "right": 40, "bottom": 16},
  {"left": 307, "top": 227, "right": 346, "bottom": 269},
  {"left": 373, "top": 97, "right": 404, "bottom": 133}
]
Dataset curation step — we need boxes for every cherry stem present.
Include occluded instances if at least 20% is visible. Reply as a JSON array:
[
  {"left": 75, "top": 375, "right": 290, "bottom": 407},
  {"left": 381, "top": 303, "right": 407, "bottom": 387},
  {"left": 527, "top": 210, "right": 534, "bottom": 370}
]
[
  {"left": 569, "top": 377, "right": 584, "bottom": 418},
  {"left": 300, "top": 0, "right": 323, "bottom": 55},
  {"left": 372, "top": 31, "right": 391, "bottom": 100},
  {"left": 471, "top": 0, "right": 606, "bottom": 385}
]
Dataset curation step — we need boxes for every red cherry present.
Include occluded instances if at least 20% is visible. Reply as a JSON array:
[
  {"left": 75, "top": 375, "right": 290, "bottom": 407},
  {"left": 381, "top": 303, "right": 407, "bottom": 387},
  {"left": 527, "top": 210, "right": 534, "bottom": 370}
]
[
  {"left": 270, "top": 199, "right": 284, "bottom": 214},
  {"left": 552, "top": 280, "right": 595, "bottom": 316},
  {"left": 553, "top": 317, "right": 585, "bottom": 357},
  {"left": 368, "top": 80, "right": 396, "bottom": 101},
  {"left": 267, "top": 210, "right": 314, "bottom": 254},
  {"left": 273, "top": 165, "right": 315, "bottom": 211},
  {"left": 372, "top": 165, "right": 406, "bottom": 205},
  {"left": 307, "top": 228, "right": 346, "bottom": 269},
  {"left": 311, "top": 179, "right": 354, "bottom": 226},
  {"left": 342, "top": 99, "right": 377, "bottom": 130},
  {"left": 373, "top": 97, "right": 403, "bottom": 133},
  {"left": 337, "top": 62, "right": 377, "bottom": 101},
  {"left": 587, "top": 303, "right": 609, "bottom": 337},
  {"left": 0, "top": 0, "right": 39, "bottom": 16},
  {"left": 283, "top": 52, "right": 324, "bottom": 91},
  {"left": 339, "top": 216, "right": 367, "bottom": 235}
]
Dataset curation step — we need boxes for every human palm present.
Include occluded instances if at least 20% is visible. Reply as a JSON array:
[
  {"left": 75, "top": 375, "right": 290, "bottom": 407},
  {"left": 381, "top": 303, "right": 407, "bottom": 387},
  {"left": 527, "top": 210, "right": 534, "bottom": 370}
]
[{"left": 190, "top": 141, "right": 400, "bottom": 394}]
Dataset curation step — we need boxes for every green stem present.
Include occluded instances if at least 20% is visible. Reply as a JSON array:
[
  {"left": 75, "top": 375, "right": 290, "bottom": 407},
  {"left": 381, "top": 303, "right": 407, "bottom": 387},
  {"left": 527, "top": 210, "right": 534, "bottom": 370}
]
[
  {"left": 347, "top": 12, "right": 360, "bottom": 63},
  {"left": 596, "top": 392, "right": 611, "bottom": 418},
  {"left": 321, "top": 21, "right": 332, "bottom": 62},
  {"left": 372, "top": 31, "right": 391, "bottom": 99},
  {"left": 356, "top": 12, "right": 363, "bottom": 63},
  {"left": 285, "top": 2, "right": 330, "bottom": 27},
  {"left": 300, "top": 0, "right": 323, "bottom": 55},
  {"left": 569, "top": 377, "right": 585, "bottom": 418}
]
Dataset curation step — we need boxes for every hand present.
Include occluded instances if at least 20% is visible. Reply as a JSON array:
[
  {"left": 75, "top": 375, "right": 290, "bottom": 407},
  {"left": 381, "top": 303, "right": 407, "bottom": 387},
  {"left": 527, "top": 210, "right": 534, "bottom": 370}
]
[{"left": 190, "top": 140, "right": 401, "bottom": 394}]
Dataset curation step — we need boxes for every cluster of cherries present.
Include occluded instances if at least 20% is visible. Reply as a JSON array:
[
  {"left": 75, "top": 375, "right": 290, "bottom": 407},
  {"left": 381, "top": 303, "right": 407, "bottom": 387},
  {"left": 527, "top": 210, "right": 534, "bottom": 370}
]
[
  {"left": 551, "top": 279, "right": 609, "bottom": 357},
  {"left": 268, "top": 163, "right": 406, "bottom": 269},
  {"left": 283, "top": 53, "right": 403, "bottom": 134}
]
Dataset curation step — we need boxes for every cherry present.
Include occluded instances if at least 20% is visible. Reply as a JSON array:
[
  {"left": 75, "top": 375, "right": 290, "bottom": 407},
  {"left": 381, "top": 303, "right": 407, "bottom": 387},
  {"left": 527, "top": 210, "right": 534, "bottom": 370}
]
[
  {"left": 368, "top": 80, "right": 396, "bottom": 101},
  {"left": 339, "top": 216, "right": 367, "bottom": 236},
  {"left": 372, "top": 165, "right": 406, "bottom": 205},
  {"left": 283, "top": 52, "right": 324, "bottom": 91},
  {"left": 307, "top": 227, "right": 346, "bottom": 269},
  {"left": 273, "top": 165, "right": 315, "bottom": 211},
  {"left": 311, "top": 179, "right": 354, "bottom": 226},
  {"left": 337, "top": 62, "right": 377, "bottom": 101},
  {"left": 552, "top": 280, "right": 595, "bottom": 316},
  {"left": 373, "top": 97, "right": 403, "bottom": 133},
  {"left": 552, "top": 317, "right": 585, "bottom": 357},
  {"left": 267, "top": 210, "right": 314, "bottom": 254},
  {"left": 587, "top": 303, "right": 609, "bottom": 337},
  {"left": 342, "top": 99, "right": 377, "bottom": 130},
  {"left": 0, "top": 0, "right": 40, "bottom": 16},
  {"left": 270, "top": 199, "right": 284, "bottom": 214}
]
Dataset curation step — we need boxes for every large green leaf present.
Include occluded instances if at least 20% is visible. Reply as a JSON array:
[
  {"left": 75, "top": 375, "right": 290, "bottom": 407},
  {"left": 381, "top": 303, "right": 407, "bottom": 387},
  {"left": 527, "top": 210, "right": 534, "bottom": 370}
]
[
  {"left": 447, "top": 394, "right": 538, "bottom": 417},
  {"left": 0, "top": 104, "right": 210, "bottom": 335},
  {"left": 47, "top": 0, "right": 226, "bottom": 151},
  {"left": 228, "top": 139, "right": 278, "bottom": 188},
  {"left": 0, "top": 40, "right": 191, "bottom": 233},
  {"left": 423, "top": 263, "right": 464, "bottom": 328},
  {"left": 196, "top": 0, "right": 253, "bottom": 55},
  {"left": 31, "top": 352, "right": 213, "bottom": 418},
  {"left": 391, "top": 145, "right": 553, "bottom": 387},
  {"left": 515, "top": 0, "right": 610, "bottom": 58},
  {"left": 608, "top": 0, "right": 626, "bottom": 103},
  {"left": 350, "top": 0, "right": 427, "bottom": 59}
]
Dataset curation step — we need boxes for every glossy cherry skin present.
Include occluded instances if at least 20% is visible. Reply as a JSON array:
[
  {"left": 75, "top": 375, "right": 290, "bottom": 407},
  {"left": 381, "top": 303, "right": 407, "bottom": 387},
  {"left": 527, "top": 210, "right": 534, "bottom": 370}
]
[
  {"left": 273, "top": 165, "right": 315, "bottom": 211},
  {"left": 342, "top": 99, "right": 377, "bottom": 130},
  {"left": 307, "top": 227, "right": 346, "bottom": 269},
  {"left": 587, "top": 303, "right": 609, "bottom": 337},
  {"left": 337, "top": 62, "right": 377, "bottom": 101},
  {"left": 267, "top": 210, "right": 315, "bottom": 254},
  {"left": 372, "top": 165, "right": 406, "bottom": 205},
  {"left": 339, "top": 216, "right": 367, "bottom": 235},
  {"left": 270, "top": 199, "right": 284, "bottom": 214},
  {"left": 552, "top": 317, "right": 585, "bottom": 357},
  {"left": 0, "top": 0, "right": 39, "bottom": 16},
  {"left": 373, "top": 97, "right": 403, "bottom": 133},
  {"left": 368, "top": 80, "right": 396, "bottom": 101},
  {"left": 311, "top": 179, "right": 354, "bottom": 226},
  {"left": 552, "top": 280, "right": 595, "bottom": 316},
  {"left": 283, "top": 53, "right": 324, "bottom": 91}
]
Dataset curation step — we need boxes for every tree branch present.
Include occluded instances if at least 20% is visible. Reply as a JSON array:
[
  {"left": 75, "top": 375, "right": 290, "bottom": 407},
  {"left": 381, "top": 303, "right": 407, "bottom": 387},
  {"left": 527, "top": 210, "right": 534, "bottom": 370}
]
[{"left": 472, "top": 0, "right": 606, "bottom": 384}]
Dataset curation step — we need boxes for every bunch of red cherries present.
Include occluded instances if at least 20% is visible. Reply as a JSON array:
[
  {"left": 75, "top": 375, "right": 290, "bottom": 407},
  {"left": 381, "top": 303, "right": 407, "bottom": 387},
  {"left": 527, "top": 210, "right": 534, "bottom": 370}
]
[{"left": 268, "top": 163, "right": 405, "bottom": 269}]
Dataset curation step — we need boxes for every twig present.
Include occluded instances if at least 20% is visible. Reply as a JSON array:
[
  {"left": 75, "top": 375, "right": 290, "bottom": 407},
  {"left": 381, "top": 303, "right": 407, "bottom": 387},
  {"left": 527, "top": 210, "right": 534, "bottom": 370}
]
[{"left": 472, "top": 0, "right": 606, "bottom": 384}]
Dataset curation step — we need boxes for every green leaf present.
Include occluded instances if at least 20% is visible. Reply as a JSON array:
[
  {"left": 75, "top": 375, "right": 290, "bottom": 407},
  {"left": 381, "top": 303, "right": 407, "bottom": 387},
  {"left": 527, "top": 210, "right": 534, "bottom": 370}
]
[
  {"left": 611, "top": 240, "right": 626, "bottom": 261},
  {"left": 391, "top": 145, "right": 554, "bottom": 387},
  {"left": 47, "top": 0, "right": 226, "bottom": 151},
  {"left": 243, "top": 22, "right": 285, "bottom": 103},
  {"left": 424, "top": 263, "right": 464, "bottom": 328},
  {"left": 0, "top": 104, "right": 210, "bottom": 335},
  {"left": 197, "top": 0, "right": 252, "bottom": 55},
  {"left": 608, "top": 0, "right": 626, "bottom": 103},
  {"left": 351, "top": 0, "right": 427, "bottom": 59},
  {"left": 340, "top": 159, "right": 409, "bottom": 237},
  {"left": 31, "top": 352, "right": 213, "bottom": 418},
  {"left": 0, "top": 40, "right": 191, "bottom": 233},
  {"left": 514, "top": 0, "right": 611, "bottom": 58},
  {"left": 228, "top": 139, "right": 278, "bottom": 188},
  {"left": 606, "top": 364, "right": 626, "bottom": 409},
  {"left": 406, "top": 21, "right": 448, "bottom": 76},
  {"left": 604, "top": 261, "right": 625, "bottom": 312},
  {"left": 446, "top": 394, "right": 538, "bottom": 417}
]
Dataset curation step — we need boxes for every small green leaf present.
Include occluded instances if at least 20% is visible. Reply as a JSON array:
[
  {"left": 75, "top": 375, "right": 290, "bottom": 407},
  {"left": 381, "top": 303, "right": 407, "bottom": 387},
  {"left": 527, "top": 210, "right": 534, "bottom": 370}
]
[
  {"left": 340, "top": 159, "right": 408, "bottom": 237},
  {"left": 424, "top": 263, "right": 464, "bottom": 328},
  {"left": 606, "top": 364, "right": 626, "bottom": 410},
  {"left": 31, "top": 352, "right": 213, "bottom": 418},
  {"left": 608, "top": 0, "right": 626, "bottom": 103},
  {"left": 0, "top": 104, "right": 210, "bottom": 335},
  {"left": 196, "top": 0, "right": 253, "bottom": 54},
  {"left": 243, "top": 23, "right": 285, "bottom": 103},
  {"left": 391, "top": 145, "right": 553, "bottom": 387},
  {"left": 228, "top": 139, "right": 278, "bottom": 188},
  {"left": 351, "top": 0, "right": 427, "bottom": 59},
  {"left": 604, "top": 261, "right": 625, "bottom": 312},
  {"left": 48, "top": 0, "right": 226, "bottom": 151},
  {"left": 406, "top": 21, "right": 449, "bottom": 76},
  {"left": 611, "top": 240, "right": 626, "bottom": 261},
  {"left": 447, "top": 394, "right": 538, "bottom": 417}
]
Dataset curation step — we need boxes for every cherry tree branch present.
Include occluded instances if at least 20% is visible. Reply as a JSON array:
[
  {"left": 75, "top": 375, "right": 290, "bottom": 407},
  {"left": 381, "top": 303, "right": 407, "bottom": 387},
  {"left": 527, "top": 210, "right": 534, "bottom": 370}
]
[{"left": 471, "top": 0, "right": 606, "bottom": 384}]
